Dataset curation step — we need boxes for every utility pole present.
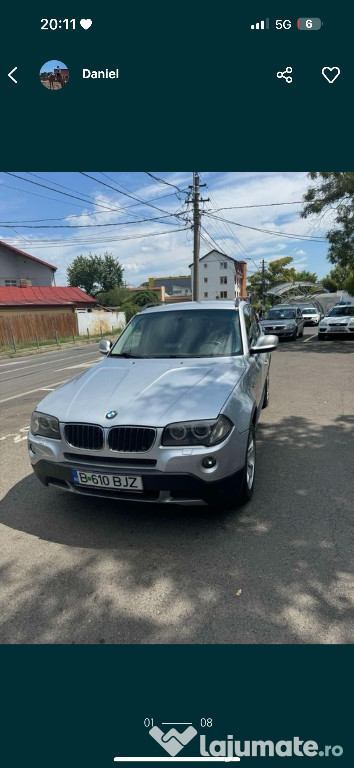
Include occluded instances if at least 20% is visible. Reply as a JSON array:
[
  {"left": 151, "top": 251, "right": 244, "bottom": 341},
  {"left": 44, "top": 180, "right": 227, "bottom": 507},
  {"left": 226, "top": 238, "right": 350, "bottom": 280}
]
[
  {"left": 261, "top": 259, "right": 266, "bottom": 310},
  {"left": 193, "top": 172, "right": 201, "bottom": 301},
  {"left": 188, "top": 172, "right": 209, "bottom": 301}
]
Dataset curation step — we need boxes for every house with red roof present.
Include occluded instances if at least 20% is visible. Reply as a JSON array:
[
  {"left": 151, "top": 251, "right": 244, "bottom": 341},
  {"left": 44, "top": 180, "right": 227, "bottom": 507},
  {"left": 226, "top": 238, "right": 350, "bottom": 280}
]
[
  {"left": 0, "top": 240, "right": 57, "bottom": 287},
  {"left": 0, "top": 286, "right": 97, "bottom": 346}
]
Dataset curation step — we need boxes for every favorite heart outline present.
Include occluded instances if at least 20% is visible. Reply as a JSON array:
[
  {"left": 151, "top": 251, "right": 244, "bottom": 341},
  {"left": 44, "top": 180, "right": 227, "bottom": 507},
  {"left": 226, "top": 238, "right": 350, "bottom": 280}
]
[{"left": 322, "top": 66, "right": 340, "bottom": 84}]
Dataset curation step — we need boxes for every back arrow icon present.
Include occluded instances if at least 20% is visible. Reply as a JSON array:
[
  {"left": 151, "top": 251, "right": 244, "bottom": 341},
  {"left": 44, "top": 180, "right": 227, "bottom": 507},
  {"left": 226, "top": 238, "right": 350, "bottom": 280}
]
[{"left": 8, "top": 67, "right": 18, "bottom": 83}]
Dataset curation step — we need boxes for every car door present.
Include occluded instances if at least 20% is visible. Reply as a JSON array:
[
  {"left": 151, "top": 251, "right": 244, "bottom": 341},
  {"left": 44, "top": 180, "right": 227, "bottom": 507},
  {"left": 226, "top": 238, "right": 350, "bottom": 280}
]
[
  {"left": 296, "top": 308, "right": 305, "bottom": 333},
  {"left": 244, "top": 305, "right": 267, "bottom": 408}
]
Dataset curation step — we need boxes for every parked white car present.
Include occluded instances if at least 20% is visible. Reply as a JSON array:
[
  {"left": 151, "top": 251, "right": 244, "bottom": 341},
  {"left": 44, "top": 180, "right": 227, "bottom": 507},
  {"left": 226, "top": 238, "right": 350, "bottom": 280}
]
[
  {"left": 318, "top": 305, "right": 354, "bottom": 339},
  {"left": 299, "top": 306, "right": 322, "bottom": 326}
]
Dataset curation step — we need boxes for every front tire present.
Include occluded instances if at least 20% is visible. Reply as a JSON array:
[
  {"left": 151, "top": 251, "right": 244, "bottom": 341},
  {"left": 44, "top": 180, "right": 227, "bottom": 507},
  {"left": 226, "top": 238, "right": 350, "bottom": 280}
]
[
  {"left": 238, "top": 424, "right": 256, "bottom": 505},
  {"left": 209, "top": 425, "right": 256, "bottom": 510}
]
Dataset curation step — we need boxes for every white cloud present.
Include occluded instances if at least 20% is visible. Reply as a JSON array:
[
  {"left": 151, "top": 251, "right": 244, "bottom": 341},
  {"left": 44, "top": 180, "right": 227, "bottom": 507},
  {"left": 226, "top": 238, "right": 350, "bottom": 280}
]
[{"left": 0, "top": 172, "right": 332, "bottom": 285}]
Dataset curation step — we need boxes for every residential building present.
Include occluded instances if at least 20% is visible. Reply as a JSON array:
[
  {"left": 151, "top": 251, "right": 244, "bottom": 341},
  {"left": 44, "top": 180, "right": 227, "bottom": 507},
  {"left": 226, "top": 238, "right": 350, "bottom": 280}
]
[
  {"left": 0, "top": 240, "right": 57, "bottom": 287},
  {"left": 148, "top": 275, "right": 192, "bottom": 296},
  {"left": 0, "top": 286, "right": 97, "bottom": 345},
  {"left": 189, "top": 250, "right": 247, "bottom": 300}
]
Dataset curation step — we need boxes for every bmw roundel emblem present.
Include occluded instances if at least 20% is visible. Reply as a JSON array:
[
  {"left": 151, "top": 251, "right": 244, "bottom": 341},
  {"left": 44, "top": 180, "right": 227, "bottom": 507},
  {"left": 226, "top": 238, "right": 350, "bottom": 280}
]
[{"left": 105, "top": 410, "right": 118, "bottom": 419}]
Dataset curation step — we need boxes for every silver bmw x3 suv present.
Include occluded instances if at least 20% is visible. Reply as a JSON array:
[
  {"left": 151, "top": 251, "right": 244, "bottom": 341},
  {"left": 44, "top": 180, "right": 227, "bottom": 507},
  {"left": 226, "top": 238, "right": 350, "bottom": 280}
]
[{"left": 28, "top": 301, "right": 278, "bottom": 508}]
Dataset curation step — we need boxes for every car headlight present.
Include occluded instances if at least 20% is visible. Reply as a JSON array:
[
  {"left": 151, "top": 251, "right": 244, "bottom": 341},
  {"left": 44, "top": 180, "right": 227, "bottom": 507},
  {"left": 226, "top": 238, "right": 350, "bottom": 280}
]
[
  {"left": 162, "top": 415, "right": 233, "bottom": 447},
  {"left": 285, "top": 322, "right": 296, "bottom": 329},
  {"left": 30, "top": 411, "right": 60, "bottom": 439}
]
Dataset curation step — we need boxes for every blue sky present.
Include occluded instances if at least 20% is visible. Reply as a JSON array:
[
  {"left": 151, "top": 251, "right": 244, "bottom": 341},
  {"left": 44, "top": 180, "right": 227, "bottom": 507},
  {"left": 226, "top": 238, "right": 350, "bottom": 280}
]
[
  {"left": 40, "top": 60, "right": 68, "bottom": 73},
  {"left": 0, "top": 172, "right": 334, "bottom": 287}
]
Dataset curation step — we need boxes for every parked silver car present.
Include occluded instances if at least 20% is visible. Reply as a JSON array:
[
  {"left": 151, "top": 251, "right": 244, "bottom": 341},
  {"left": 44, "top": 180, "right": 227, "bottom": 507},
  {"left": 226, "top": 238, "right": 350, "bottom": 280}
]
[
  {"left": 260, "top": 305, "right": 305, "bottom": 340},
  {"left": 28, "top": 301, "right": 278, "bottom": 508},
  {"left": 318, "top": 305, "right": 354, "bottom": 339}
]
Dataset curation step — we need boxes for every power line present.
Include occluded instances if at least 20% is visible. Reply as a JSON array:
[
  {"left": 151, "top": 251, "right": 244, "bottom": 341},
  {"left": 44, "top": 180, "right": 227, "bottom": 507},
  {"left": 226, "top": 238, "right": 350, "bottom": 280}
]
[
  {"left": 210, "top": 201, "right": 303, "bottom": 211},
  {"left": 205, "top": 213, "right": 327, "bottom": 241},
  {"left": 3, "top": 172, "right": 145, "bottom": 217},
  {"left": 144, "top": 172, "right": 186, "bottom": 193},
  {"left": 204, "top": 187, "right": 250, "bottom": 262},
  {"left": 0, "top": 213, "right": 179, "bottom": 230},
  {"left": 4, "top": 225, "right": 191, "bottom": 249},
  {"left": 82, "top": 172, "right": 183, "bottom": 220}
]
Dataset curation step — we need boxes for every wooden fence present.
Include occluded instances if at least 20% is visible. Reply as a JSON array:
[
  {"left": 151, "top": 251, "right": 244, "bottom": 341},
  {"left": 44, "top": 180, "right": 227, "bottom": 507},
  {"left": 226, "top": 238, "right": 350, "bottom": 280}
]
[{"left": 0, "top": 310, "right": 78, "bottom": 345}]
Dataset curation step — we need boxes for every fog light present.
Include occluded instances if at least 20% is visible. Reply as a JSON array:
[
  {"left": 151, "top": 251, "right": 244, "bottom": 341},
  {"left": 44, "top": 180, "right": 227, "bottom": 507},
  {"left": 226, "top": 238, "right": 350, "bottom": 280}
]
[{"left": 202, "top": 456, "right": 216, "bottom": 469}]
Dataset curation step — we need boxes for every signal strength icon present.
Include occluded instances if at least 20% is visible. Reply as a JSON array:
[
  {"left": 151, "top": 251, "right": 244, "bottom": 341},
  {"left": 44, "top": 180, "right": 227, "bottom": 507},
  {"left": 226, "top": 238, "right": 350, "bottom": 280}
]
[{"left": 251, "top": 18, "right": 269, "bottom": 30}]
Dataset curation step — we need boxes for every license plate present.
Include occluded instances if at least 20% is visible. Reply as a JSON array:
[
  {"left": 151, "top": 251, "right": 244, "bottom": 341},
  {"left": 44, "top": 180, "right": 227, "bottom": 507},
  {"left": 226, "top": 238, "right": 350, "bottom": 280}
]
[
  {"left": 328, "top": 327, "right": 346, "bottom": 332},
  {"left": 72, "top": 470, "right": 143, "bottom": 491}
]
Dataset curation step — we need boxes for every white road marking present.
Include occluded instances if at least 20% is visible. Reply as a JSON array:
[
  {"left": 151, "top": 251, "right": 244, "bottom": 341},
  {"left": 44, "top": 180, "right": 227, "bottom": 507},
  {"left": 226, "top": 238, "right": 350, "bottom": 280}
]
[
  {"left": 0, "top": 426, "right": 30, "bottom": 443},
  {"left": 303, "top": 333, "right": 317, "bottom": 342},
  {"left": 0, "top": 379, "right": 69, "bottom": 404},
  {"left": 53, "top": 361, "right": 100, "bottom": 372},
  {"left": 0, "top": 351, "right": 100, "bottom": 374}
]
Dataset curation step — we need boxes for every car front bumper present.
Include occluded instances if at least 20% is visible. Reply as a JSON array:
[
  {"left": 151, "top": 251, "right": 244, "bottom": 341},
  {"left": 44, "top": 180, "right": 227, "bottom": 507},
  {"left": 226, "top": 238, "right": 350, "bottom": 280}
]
[
  {"left": 30, "top": 458, "right": 245, "bottom": 505},
  {"left": 261, "top": 326, "right": 296, "bottom": 337},
  {"left": 28, "top": 426, "right": 248, "bottom": 505},
  {"left": 318, "top": 326, "right": 354, "bottom": 337}
]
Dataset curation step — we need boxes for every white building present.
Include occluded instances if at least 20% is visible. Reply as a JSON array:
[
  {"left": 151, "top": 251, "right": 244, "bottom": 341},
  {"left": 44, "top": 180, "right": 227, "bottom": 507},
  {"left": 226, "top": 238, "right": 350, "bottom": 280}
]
[{"left": 190, "top": 250, "right": 246, "bottom": 301}]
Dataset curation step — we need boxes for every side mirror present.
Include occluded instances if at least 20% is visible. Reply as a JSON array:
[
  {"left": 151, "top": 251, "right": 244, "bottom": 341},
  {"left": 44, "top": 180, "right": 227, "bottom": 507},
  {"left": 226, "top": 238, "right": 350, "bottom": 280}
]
[
  {"left": 250, "top": 334, "right": 279, "bottom": 355},
  {"left": 99, "top": 339, "right": 112, "bottom": 355}
]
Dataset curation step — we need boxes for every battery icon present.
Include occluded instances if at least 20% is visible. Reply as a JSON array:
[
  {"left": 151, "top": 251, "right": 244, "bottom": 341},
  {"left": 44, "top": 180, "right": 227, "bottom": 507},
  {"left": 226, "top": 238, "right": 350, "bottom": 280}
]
[{"left": 297, "top": 18, "right": 322, "bottom": 30}]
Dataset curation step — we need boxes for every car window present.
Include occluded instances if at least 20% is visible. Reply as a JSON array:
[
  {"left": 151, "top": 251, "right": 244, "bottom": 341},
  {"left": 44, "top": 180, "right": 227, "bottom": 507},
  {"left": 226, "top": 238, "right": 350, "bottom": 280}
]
[
  {"left": 327, "top": 306, "right": 354, "bottom": 317},
  {"left": 265, "top": 308, "right": 296, "bottom": 320},
  {"left": 244, "top": 305, "right": 260, "bottom": 346},
  {"left": 110, "top": 309, "right": 243, "bottom": 358}
]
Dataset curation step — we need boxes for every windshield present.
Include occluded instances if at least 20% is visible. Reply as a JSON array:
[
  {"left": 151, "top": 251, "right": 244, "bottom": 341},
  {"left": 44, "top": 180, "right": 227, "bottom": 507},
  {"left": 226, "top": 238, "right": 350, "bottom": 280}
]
[
  {"left": 265, "top": 308, "right": 296, "bottom": 320},
  {"left": 301, "top": 308, "right": 317, "bottom": 314},
  {"left": 326, "top": 306, "right": 354, "bottom": 317},
  {"left": 110, "top": 309, "right": 243, "bottom": 358}
]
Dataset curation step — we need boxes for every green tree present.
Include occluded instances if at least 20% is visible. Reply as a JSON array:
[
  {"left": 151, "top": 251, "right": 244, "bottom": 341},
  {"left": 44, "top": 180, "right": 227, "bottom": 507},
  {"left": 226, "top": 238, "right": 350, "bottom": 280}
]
[
  {"left": 126, "top": 290, "right": 160, "bottom": 307},
  {"left": 247, "top": 257, "right": 318, "bottom": 301},
  {"left": 97, "top": 286, "right": 130, "bottom": 307},
  {"left": 267, "top": 257, "right": 297, "bottom": 284},
  {"left": 67, "top": 252, "right": 124, "bottom": 296},
  {"left": 301, "top": 172, "right": 354, "bottom": 270},
  {"left": 67, "top": 254, "right": 102, "bottom": 295},
  {"left": 322, "top": 265, "right": 354, "bottom": 294},
  {"left": 99, "top": 252, "right": 124, "bottom": 293},
  {"left": 293, "top": 269, "right": 318, "bottom": 283}
]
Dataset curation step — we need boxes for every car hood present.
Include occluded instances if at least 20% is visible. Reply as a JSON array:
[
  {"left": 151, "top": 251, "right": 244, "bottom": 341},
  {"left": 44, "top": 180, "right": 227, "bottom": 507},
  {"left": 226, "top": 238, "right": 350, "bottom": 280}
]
[
  {"left": 35, "top": 356, "right": 246, "bottom": 427},
  {"left": 321, "top": 316, "right": 353, "bottom": 325},
  {"left": 261, "top": 318, "right": 296, "bottom": 327}
]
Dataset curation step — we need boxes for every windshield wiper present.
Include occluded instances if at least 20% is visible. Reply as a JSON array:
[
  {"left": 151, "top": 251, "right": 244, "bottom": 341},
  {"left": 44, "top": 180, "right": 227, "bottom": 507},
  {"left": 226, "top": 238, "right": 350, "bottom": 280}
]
[{"left": 113, "top": 352, "right": 150, "bottom": 358}]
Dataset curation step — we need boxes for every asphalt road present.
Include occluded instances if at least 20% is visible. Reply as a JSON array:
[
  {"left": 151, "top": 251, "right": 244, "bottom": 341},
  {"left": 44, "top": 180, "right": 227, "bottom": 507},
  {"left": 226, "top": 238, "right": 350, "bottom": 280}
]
[{"left": 0, "top": 331, "right": 353, "bottom": 644}]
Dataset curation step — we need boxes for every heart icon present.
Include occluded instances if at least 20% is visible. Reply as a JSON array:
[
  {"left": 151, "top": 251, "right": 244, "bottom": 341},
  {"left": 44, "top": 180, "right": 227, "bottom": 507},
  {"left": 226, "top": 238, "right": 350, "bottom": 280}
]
[
  {"left": 322, "top": 66, "right": 340, "bottom": 83},
  {"left": 80, "top": 18, "right": 92, "bottom": 30}
]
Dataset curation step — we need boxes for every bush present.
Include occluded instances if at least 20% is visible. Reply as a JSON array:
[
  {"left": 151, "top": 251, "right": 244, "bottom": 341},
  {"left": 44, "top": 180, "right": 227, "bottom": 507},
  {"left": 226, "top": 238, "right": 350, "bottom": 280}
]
[{"left": 123, "top": 304, "right": 140, "bottom": 322}]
